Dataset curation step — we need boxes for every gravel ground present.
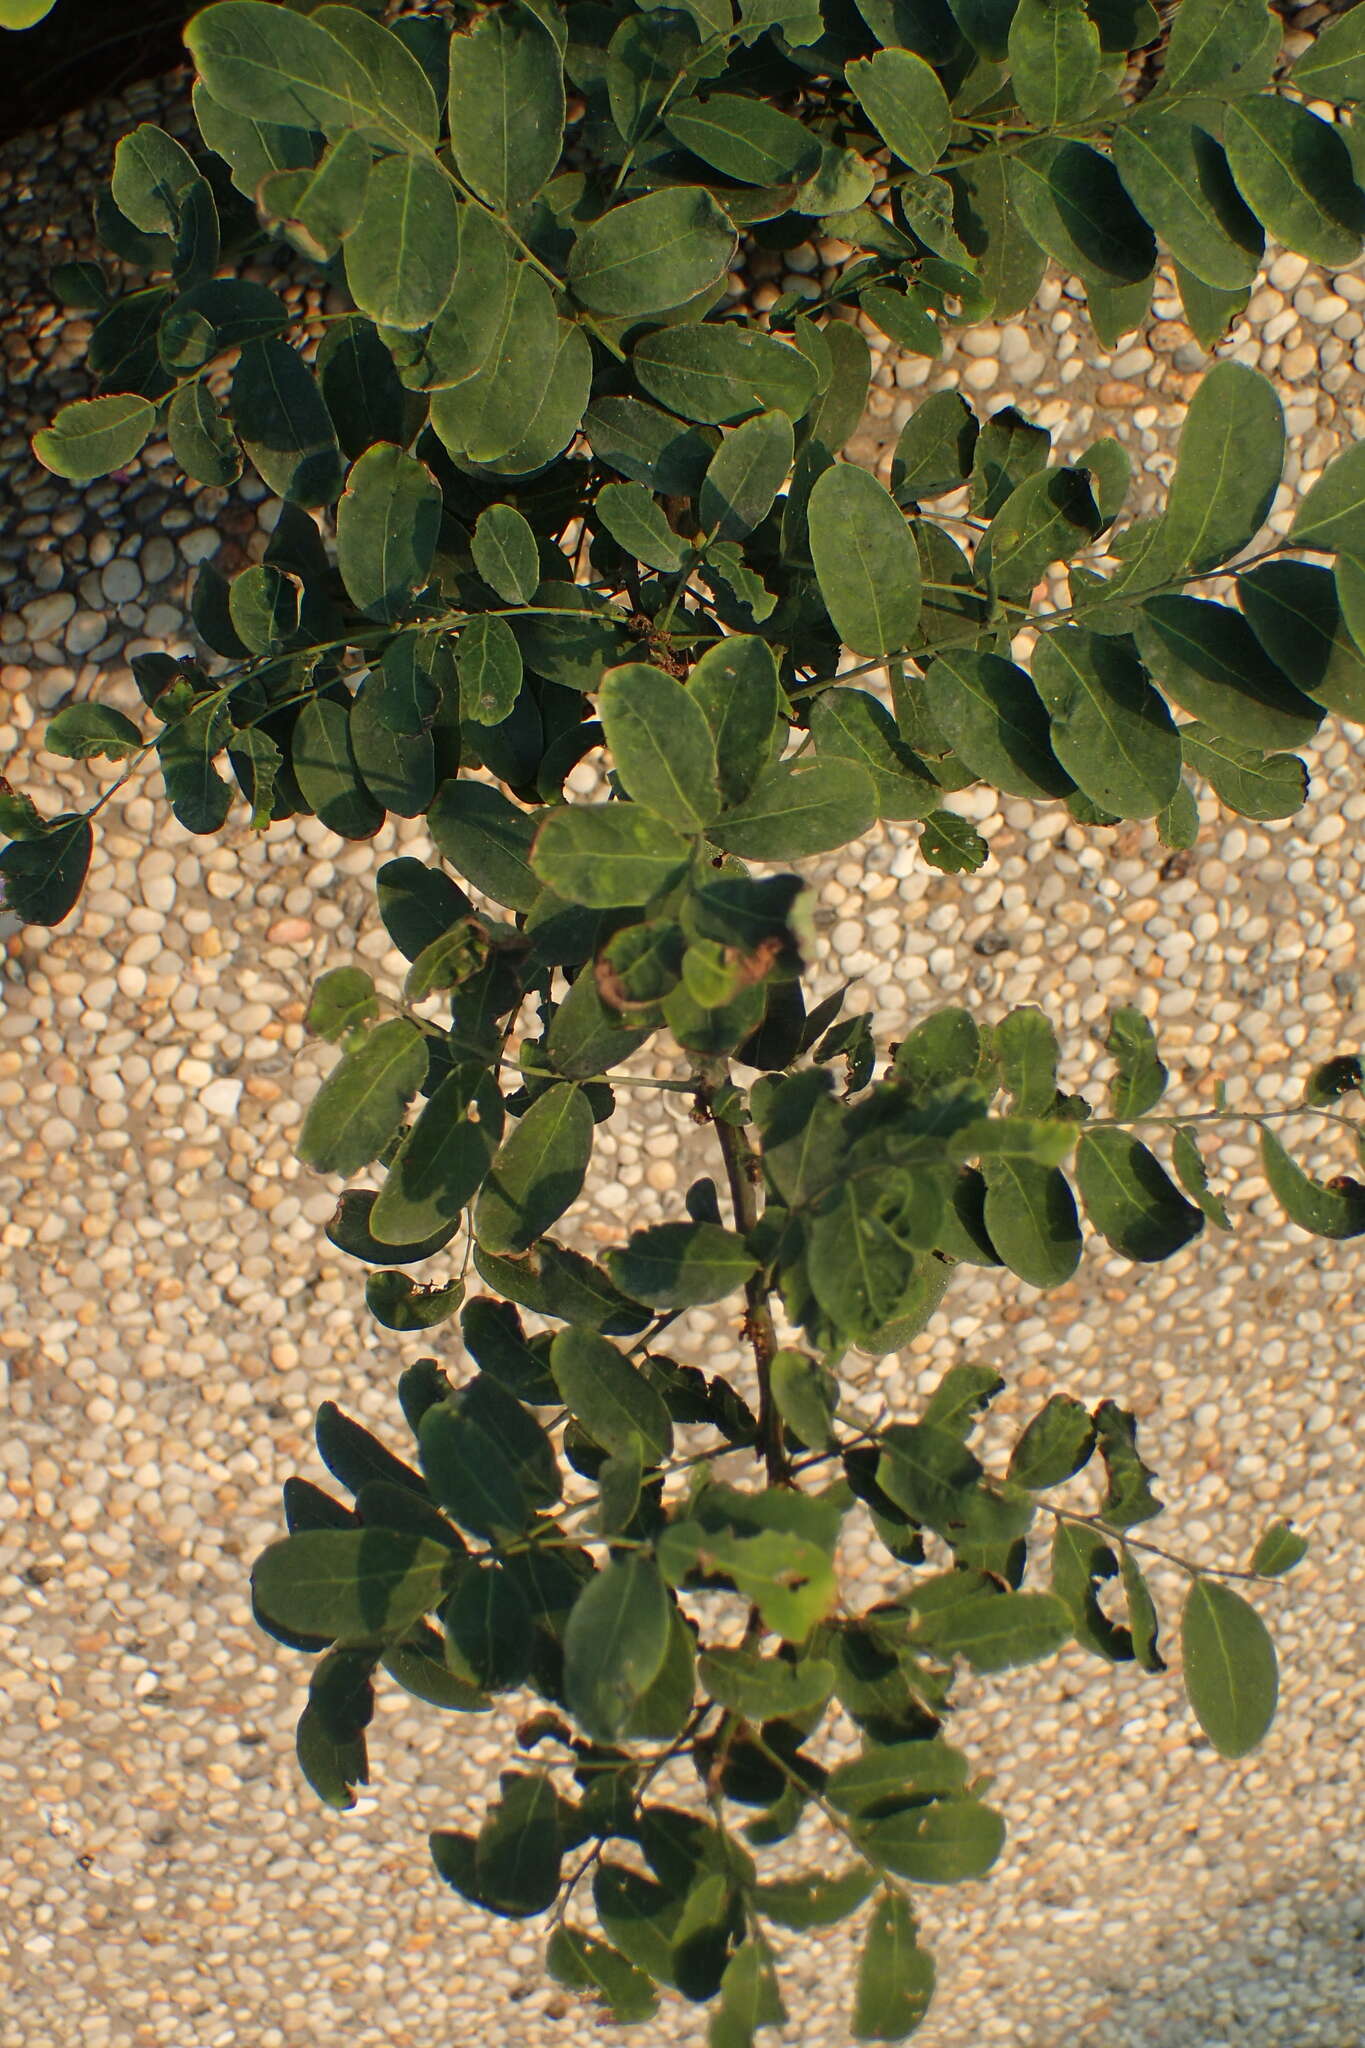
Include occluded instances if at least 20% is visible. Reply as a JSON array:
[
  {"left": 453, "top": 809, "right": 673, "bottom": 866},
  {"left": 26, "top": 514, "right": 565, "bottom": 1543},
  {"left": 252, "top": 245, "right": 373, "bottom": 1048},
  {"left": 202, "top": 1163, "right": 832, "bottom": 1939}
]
[{"left": 3, "top": 44, "right": 1365, "bottom": 2048}]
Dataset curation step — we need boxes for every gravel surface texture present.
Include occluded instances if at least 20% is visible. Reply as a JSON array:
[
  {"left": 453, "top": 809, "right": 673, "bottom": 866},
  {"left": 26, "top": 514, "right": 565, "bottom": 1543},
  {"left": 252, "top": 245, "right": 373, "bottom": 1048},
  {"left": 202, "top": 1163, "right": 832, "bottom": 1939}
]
[{"left": 3, "top": 34, "right": 1365, "bottom": 2048}]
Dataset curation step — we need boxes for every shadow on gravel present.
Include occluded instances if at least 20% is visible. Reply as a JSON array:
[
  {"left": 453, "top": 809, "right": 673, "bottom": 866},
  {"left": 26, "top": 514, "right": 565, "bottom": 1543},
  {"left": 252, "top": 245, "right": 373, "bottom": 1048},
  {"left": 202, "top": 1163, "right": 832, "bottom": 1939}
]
[{"left": 4, "top": 0, "right": 194, "bottom": 143}]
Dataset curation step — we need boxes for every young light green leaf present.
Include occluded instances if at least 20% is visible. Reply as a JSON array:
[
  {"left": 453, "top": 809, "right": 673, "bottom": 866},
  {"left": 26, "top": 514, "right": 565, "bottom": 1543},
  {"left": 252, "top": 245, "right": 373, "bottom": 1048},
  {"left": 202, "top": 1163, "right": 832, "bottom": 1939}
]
[
  {"left": 1181, "top": 1578, "right": 1277, "bottom": 1759},
  {"left": 298, "top": 1017, "right": 428, "bottom": 1177}
]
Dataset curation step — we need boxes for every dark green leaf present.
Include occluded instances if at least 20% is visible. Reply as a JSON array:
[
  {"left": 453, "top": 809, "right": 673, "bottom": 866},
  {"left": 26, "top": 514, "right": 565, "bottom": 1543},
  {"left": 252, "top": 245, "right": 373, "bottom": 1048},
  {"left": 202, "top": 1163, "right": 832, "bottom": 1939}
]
[
  {"left": 1093, "top": 1400, "right": 1162, "bottom": 1526},
  {"left": 187, "top": 0, "right": 434, "bottom": 150},
  {"left": 1224, "top": 98, "right": 1365, "bottom": 268},
  {"left": 167, "top": 381, "right": 241, "bottom": 488},
  {"left": 473, "top": 503, "right": 540, "bottom": 606},
  {"left": 1075, "top": 1128, "right": 1203, "bottom": 1261},
  {"left": 0, "top": 814, "right": 92, "bottom": 927},
  {"left": 700, "top": 409, "right": 793, "bottom": 541},
  {"left": 853, "top": 1892, "right": 936, "bottom": 2043},
  {"left": 1259, "top": 1126, "right": 1365, "bottom": 1239},
  {"left": 908, "top": 1588, "right": 1073, "bottom": 1671},
  {"left": 1033, "top": 626, "right": 1179, "bottom": 819},
  {"left": 600, "top": 663, "right": 721, "bottom": 829},
  {"left": 1171, "top": 1126, "right": 1231, "bottom": 1230},
  {"left": 371, "top": 1070, "right": 498, "bottom": 1245},
  {"left": 428, "top": 780, "right": 540, "bottom": 911},
  {"left": 1292, "top": 3, "right": 1365, "bottom": 100},
  {"left": 926, "top": 650, "right": 1070, "bottom": 800},
  {"left": 605, "top": 1222, "right": 757, "bottom": 1308},
  {"left": 1106, "top": 1006, "right": 1167, "bottom": 1117},
  {"left": 1008, "top": 1393, "right": 1095, "bottom": 1490},
  {"left": 307, "top": 966, "right": 378, "bottom": 1043},
  {"left": 252, "top": 1528, "right": 454, "bottom": 1642},
  {"left": 1008, "top": 0, "right": 1101, "bottom": 126},
  {"left": 809, "top": 689, "right": 938, "bottom": 822},
  {"left": 1135, "top": 596, "right": 1320, "bottom": 751},
  {"left": 447, "top": 4, "right": 564, "bottom": 212},
  {"left": 336, "top": 444, "right": 441, "bottom": 622},
  {"left": 847, "top": 49, "right": 951, "bottom": 173},
  {"left": 232, "top": 338, "right": 343, "bottom": 508},
  {"left": 298, "top": 1017, "right": 428, "bottom": 1177},
  {"left": 564, "top": 1557, "right": 674, "bottom": 1740},
  {"left": 1160, "top": 360, "right": 1285, "bottom": 575},
  {"left": 687, "top": 637, "right": 781, "bottom": 808},
  {"left": 1157, "top": 0, "right": 1278, "bottom": 99},
  {"left": 550, "top": 1325, "right": 674, "bottom": 1464},
  {"left": 1007, "top": 139, "right": 1156, "bottom": 289},
  {"left": 1181, "top": 1578, "right": 1277, "bottom": 1759},
  {"left": 808, "top": 463, "right": 922, "bottom": 658},
  {"left": 980, "top": 466, "right": 1103, "bottom": 602},
  {"left": 665, "top": 92, "right": 820, "bottom": 184},
  {"left": 919, "top": 810, "right": 987, "bottom": 873},
  {"left": 981, "top": 1156, "right": 1082, "bottom": 1286},
  {"left": 1238, "top": 561, "right": 1365, "bottom": 722},
  {"left": 1292, "top": 440, "right": 1365, "bottom": 554},
  {"left": 1112, "top": 107, "right": 1262, "bottom": 291},
  {"left": 44, "top": 704, "right": 142, "bottom": 762},
  {"left": 892, "top": 390, "right": 979, "bottom": 504},
  {"left": 568, "top": 188, "right": 737, "bottom": 316},
  {"left": 473, "top": 1081, "right": 594, "bottom": 1256}
]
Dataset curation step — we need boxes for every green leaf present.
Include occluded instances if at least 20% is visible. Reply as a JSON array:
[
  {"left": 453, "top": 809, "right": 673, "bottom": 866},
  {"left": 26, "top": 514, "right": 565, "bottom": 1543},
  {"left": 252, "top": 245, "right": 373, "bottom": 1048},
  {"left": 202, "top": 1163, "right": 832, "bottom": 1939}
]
[
  {"left": 1238, "top": 561, "right": 1365, "bottom": 723},
  {"left": 365, "top": 1270, "right": 463, "bottom": 1332},
  {"left": 474, "top": 1770, "right": 565, "bottom": 1917},
  {"left": 892, "top": 390, "right": 979, "bottom": 505},
  {"left": 980, "top": 466, "right": 1103, "bottom": 602},
  {"left": 447, "top": 4, "right": 564, "bottom": 212},
  {"left": 710, "top": 1936, "right": 787, "bottom": 2047},
  {"left": 1106, "top": 1006, "right": 1167, "bottom": 1118},
  {"left": 1292, "top": 3, "right": 1365, "bottom": 100},
  {"left": 700, "top": 410, "right": 793, "bottom": 541},
  {"left": 1174, "top": 262, "right": 1248, "bottom": 350},
  {"left": 1051, "top": 1519, "right": 1133, "bottom": 1662},
  {"left": 852, "top": 1798, "right": 1005, "bottom": 1884},
  {"left": 444, "top": 1558, "right": 532, "bottom": 1691},
  {"left": 943, "top": 151, "right": 1045, "bottom": 322},
  {"left": 167, "top": 382, "right": 241, "bottom": 488},
  {"left": 564, "top": 1557, "right": 674, "bottom": 1740},
  {"left": 296, "top": 1647, "right": 373, "bottom": 1810},
  {"left": 370, "top": 1070, "right": 498, "bottom": 1245},
  {"left": 982, "top": 1157, "right": 1082, "bottom": 1286},
  {"left": 919, "top": 810, "right": 987, "bottom": 873},
  {"left": 1092, "top": 1400, "right": 1162, "bottom": 1527},
  {"left": 769, "top": 1348, "right": 838, "bottom": 1452},
  {"left": 808, "top": 463, "right": 922, "bottom": 657},
  {"left": 428, "top": 781, "right": 540, "bottom": 911},
  {"left": 44, "top": 704, "right": 142, "bottom": 763},
  {"left": 1112, "top": 107, "right": 1262, "bottom": 291},
  {"left": 1250, "top": 1519, "right": 1309, "bottom": 1578},
  {"left": 699, "top": 1645, "right": 835, "bottom": 1720},
  {"left": 688, "top": 637, "right": 781, "bottom": 807},
  {"left": 605, "top": 1222, "right": 757, "bottom": 1309},
  {"left": 252, "top": 1529, "right": 454, "bottom": 1642},
  {"left": 711, "top": 759, "right": 878, "bottom": 861},
  {"left": 547, "top": 1926, "right": 659, "bottom": 2025},
  {"left": 568, "top": 188, "right": 737, "bottom": 316},
  {"left": 473, "top": 1082, "right": 594, "bottom": 1256},
  {"left": 336, "top": 443, "right": 441, "bottom": 622},
  {"left": 1008, "top": 1393, "right": 1096, "bottom": 1490},
  {"left": 1007, "top": 0, "right": 1101, "bottom": 126},
  {"left": 596, "top": 482, "right": 686, "bottom": 574},
  {"left": 599, "top": 664, "right": 721, "bottom": 830},
  {"left": 1224, "top": 98, "right": 1365, "bottom": 269},
  {"left": 0, "top": 814, "right": 92, "bottom": 927},
  {"left": 847, "top": 50, "right": 951, "bottom": 173},
  {"left": 531, "top": 804, "right": 693, "bottom": 908},
  {"left": 318, "top": 314, "right": 407, "bottom": 461},
  {"left": 112, "top": 122, "right": 199, "bottom": 235},
  {"left": 1007, "top": 139, "right": 1156, "bottom": 289},
  {"left": 751, "top": 1867, "right": 872, "bottom": 1932},
  {"left": 809, "top": 690, "right": 938, "bottom": 822},
  {"left": 186, "top": 0, "right": 434, "bottom": 150},
  {"left": 430, "top": 267, "right": 561, "bottom": 467},
  {"left": 660, "top": 1518, "right": 836, "bottom": 1640},
  {"left": 1292, "top": 440, "right": 1365, "bottom": 554},
  {"left": 1181, "top": 1578, "right": 1277, "bottom": 1759},
  {"left": 585, "top": 395, "right": 717, "bottom": 494},
  {"left": 1156, "top": 0, "right": 1279, "bottom": 99},
  {"left": 1032, "top": 627, "right": 1179, "bottom": 818},
  {"left": 259, "top": 130, "right": 371, "bottom": 264},
  {"left": 307, "top": 966, "right": 378, "bottom": 1043},
  {"left": 458, "top": 615, "right": 524, "bottom": 728},
  {"left": 419, "top": 1397, "right": 525, "bottom": 1538},
  {"left": 1177, "top": 722, "right": 1307, "bottom": 820},
  {"left": 472, "top": 503, "right": 540, "bottom": 606},
  {"left": 1120, "top": 1546, "right": 1165, "bottom": 1673},
  {"left": 298, "top": 1018, "right": 428, "bottom": 1177},
  {"left": 1075, "top": 1128, "right": 1203, "bottom": 1261},
  {"left": 1259, "top": 1126, "right": 1365, "bottom": 1239},
  {"left": 1135, "top": 597, "right": 1320, "bottom": 751},
  {"left": 292, "top": 696, "right": 384, "bottom": 841},
  {"left": 1171, "top": 1126, "right": 1231, "bottom": 1230},
  {"left": 377, "top": 855, "right": 472, "bottom": 961},
  {"left": 665, "top": 93, "right": 821, "bottom": 186},
  {"left": 231, "top": 338, "right": 343, "bottom": 508},
  {"left": 910, "top": 1588, "right": 1072, "bottom": 1671},
  {"left": 853, "top": 1893, "right": 936, "bottom": 2043},
  {"left": 1157, "top": 361, "right": 1285, "bottom": 576},
  {"left": 926, "top": 650, "right": 1069, "bottom": 801},
  {"left": 33, "top": 394, "right": 156, "bottom": 483},
  {"left": 550, "top": 1325, "right": 674, "bottom": 1464}
]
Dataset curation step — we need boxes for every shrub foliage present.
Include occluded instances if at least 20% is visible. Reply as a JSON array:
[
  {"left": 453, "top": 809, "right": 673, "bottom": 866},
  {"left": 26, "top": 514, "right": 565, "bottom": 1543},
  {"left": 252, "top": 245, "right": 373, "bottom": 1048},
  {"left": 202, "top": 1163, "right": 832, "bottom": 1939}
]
[{"left": 10, "top": 0, "right": 1365, "bottom": 2035}]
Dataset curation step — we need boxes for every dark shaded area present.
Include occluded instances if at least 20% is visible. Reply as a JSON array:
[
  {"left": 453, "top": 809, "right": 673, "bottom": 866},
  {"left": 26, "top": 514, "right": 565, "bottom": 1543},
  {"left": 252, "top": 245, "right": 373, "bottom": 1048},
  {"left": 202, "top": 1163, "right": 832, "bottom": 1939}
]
[{"left": 2, "top": 1, "right": 196, "bottom": 144}]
